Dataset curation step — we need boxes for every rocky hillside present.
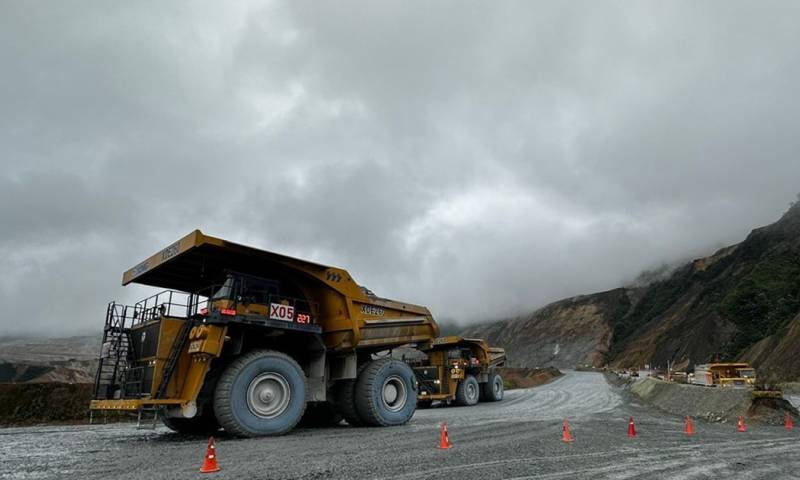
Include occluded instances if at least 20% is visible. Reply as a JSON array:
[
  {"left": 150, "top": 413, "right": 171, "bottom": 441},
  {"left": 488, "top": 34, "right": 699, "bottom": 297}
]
[
  {"left": 0, "top": 336, "right": 98, "bottom": 383},
  {"left": 740, "top": 311, "right": 800, "bottom": 381},
  {"left": 464, "top": 202, "right": 800, "bottom": 380},
  {"left": 462, "top": 288, "right": 630, "bottom": 369}
]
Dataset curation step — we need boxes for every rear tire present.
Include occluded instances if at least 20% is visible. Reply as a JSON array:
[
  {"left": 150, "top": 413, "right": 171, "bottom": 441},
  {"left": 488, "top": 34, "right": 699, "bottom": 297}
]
[
  {"left": 480, "top": 371, "right": 504, "bottom": 402},
  {"left": 455, "top": 375, "right": 480, "bottom": 406},
  {"left": 354, "top": 358, "right": 417, "bottom": 426},
  {"left": 214, "top": 350, "right": 307, "bottom": 437}
]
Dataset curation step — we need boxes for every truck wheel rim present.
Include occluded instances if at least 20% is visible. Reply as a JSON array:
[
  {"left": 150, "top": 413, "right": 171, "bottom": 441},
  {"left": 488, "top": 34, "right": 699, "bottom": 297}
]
[
  {"left": 381, "top": 375, "right": 407, "bottom": 412},
  {"left": 494, "top": 378, "right": 502, "bottom": 396},
  {"left": 247, "top": 373, "right": 291, "bottom": 419},
  {"left": 467, "top": 382, "right": 478, "bottom": 400}
]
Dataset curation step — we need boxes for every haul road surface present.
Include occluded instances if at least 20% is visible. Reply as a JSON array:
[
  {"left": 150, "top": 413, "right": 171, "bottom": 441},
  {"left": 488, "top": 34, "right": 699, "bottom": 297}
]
[{"left": 3, "top": 371, "right": 800, "bottom": 480}]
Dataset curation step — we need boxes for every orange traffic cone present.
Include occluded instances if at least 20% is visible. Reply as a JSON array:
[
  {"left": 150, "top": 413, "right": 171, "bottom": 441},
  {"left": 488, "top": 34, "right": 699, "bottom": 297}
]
[
  {"left": 561, "top": 418, "right": 574, "bottom": 443},
  {"left": 437, "top": 422, "right": 453, "bottom": 449},
  {"left": 785, "top": 413, "right": 794, "bottom": 430},
  {"left": 736, "top": 416, "right": 746, "bottom": 433},
  {"left": 684, "top": 416, "right": 694, "bottom": 437},
  {"left": 200, "top": 437, "right": 221, "bottom": 473},
  {"left": 627, "top": 417, "right": 637, "bottom": 438}
]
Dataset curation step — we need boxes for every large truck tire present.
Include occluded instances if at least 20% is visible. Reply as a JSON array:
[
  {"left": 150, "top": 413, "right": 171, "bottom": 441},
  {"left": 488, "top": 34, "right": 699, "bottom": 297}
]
[
  {"left": 162, "top": 409, "right": 220, "bottom": 435},
  {"left": 455, "top": 375, "right": 480, "bottom": 406},
  {"left": 480, "top": 370, "right": 504, "bottom": 402},
  {"left": 214, "top": 350, "right": 307, "bottom": 437},
  {"left": 354, "top": 358, "right": 417, "bottom": 426}
]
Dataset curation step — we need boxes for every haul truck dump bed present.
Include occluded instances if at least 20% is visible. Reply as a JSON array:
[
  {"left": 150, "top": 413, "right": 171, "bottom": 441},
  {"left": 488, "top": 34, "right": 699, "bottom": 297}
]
[{"left": 91, "top": 230, "right": 505, "bottom": 436}]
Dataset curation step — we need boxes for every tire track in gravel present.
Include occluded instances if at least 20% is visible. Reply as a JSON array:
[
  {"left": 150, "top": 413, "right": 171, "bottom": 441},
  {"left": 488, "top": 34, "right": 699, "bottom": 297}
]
[
  {"left": 383, "top": 437, "right": 800, "bottom": 480},
  {"left": 412, "top": 370, "right": 621, "bottom": 428}
]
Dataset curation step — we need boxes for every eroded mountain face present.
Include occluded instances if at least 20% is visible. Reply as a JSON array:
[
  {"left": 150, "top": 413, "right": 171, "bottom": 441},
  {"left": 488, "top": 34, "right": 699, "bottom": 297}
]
[
  {"left": 0, "top": 336, "right": 98, "bottom": 383},
  {"left": 462, "top": 288, "right": 630, "bottom": 369},
  {"left": 465, "top": 203, "right": 800, "bottom": 380}
]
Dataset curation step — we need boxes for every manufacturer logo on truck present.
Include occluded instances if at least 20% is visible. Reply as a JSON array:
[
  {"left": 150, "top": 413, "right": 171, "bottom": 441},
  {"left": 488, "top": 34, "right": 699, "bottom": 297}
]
[
  {"left": 131, "top": 260, "right": 149, "bottom": 277},
  {"left": 326, "top": 271, "right": 342, "bottom": 282},
  {"left": 361, "top": 305, "right": 385, "bottom": 316},
  {"left": 160, "top": 241, "right": 180, "bottom": 261}
]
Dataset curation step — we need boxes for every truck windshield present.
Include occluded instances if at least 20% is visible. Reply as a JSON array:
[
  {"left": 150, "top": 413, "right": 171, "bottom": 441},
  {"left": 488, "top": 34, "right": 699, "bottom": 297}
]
[{"left": 211, "top": 277, "right": 235, "bottom": 300}]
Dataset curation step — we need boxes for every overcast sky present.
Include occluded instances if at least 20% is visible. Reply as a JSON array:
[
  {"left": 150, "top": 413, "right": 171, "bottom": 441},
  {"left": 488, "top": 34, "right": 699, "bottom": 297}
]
[{"left": 1, "top": 1, "right": 799, "bottom": 337}]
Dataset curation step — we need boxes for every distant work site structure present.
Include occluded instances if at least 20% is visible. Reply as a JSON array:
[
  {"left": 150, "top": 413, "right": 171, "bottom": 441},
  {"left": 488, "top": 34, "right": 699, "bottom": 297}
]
[
  {"left": 90, "top": 230, "right": 506, "bottom": 436},
  {"left": 691, "top": 363, "right": 757, "bottom": 389}
]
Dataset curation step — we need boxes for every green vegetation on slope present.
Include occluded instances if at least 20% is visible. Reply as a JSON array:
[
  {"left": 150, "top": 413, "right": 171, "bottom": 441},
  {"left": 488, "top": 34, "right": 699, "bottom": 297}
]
[
  {"left": 609, "top": 202, "right": 800, "bottom": 366},
  {"left": 0, "top": 383, "right": 93, "bottom": 425},
  {"left": 719, "top": 254, "right": 800, "bottom": 356},
  {"left": 608, "top": 266, "right": 693, "bottom": 359}
]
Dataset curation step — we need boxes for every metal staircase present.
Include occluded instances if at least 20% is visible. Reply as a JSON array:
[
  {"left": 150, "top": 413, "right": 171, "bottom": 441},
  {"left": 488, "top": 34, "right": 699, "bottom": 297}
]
[{"left": 93, "top": 302, "right": 134, "bottom": 400}]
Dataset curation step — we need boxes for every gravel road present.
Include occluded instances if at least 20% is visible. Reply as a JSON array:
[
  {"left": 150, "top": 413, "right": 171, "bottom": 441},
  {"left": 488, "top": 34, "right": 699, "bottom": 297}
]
[{"left": 3, "top": 371, "right": 799, "bottom": 479}]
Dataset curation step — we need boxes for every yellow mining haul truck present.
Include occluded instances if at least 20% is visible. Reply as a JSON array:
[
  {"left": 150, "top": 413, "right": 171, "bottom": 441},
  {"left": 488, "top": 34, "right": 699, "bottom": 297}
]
[
  {"left": 90, "top": 230, "right": 506, "bottom": 436},
  {"left": 411, "top": 337, "right": 507, "bottom": 408},
  {"left": 691, "top": 363, "right": 757, "bottom": 388}
]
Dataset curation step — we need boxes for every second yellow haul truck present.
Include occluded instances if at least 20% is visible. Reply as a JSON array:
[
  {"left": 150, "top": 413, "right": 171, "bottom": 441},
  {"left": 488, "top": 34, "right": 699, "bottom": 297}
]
[{"left": 91, "top": 230, "right": 505, "bottom": 437}]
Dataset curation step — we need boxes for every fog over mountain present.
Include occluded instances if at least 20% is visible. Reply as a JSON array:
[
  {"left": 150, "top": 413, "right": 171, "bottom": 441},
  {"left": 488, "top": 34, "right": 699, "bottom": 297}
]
[{"left": 1, "top": 1, "right": 799, "bottom": 336}]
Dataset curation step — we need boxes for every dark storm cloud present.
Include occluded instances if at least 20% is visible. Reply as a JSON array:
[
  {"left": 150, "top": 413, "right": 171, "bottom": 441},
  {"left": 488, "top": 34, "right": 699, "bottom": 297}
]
[{"left": 2, "top": 1, "right": 799, "bottom": 336}]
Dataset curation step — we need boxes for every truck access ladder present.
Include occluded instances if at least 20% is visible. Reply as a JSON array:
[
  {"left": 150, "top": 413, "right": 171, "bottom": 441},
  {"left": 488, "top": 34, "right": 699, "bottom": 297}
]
[
  {"left": 93, "top": 302, "right": 134, "bottom": 400},
  {"left": 154, "top": 319, "right": 194, "bottom": 399}
]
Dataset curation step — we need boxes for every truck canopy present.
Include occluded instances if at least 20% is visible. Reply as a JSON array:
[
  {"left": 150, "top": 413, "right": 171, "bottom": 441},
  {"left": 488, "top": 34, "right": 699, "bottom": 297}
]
[{"left": 122, "top": 230, "right": 357, "bottom": 295}]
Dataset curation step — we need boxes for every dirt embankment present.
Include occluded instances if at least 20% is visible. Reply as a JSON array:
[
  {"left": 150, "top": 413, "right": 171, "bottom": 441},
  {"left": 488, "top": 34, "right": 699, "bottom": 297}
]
[
  {"left": 462, "top": 289, "right": 630, "bottom": 369},
  {"left": 0, "top": 383, "right": 94, "bottom": 426},
  {"left": 497, "top": 367, "right": 562, "bottom": 390},
  {"left": 628, "top": 377, "right": 798, "bottom": 425}
]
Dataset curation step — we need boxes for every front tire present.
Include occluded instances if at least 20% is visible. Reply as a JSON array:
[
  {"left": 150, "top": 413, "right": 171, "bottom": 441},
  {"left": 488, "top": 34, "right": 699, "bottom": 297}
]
[
  {"left": 214, "top": 350, "right": 307, "bottom": 437},
  {"left": 455, "top": 375, "right": 480, "bottom": 406},
  {"left": 354, "top": 358, "right": 417, "bottom": 426}
]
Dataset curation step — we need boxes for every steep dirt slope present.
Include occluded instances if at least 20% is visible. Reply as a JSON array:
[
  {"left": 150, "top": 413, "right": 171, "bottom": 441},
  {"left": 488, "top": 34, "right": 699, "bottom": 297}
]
[
  {"left": 740, "top": 312, "right": 800, "bottom": 383},
  {"left": 462, "top": 288, "right": 631, "bottom": 368}
]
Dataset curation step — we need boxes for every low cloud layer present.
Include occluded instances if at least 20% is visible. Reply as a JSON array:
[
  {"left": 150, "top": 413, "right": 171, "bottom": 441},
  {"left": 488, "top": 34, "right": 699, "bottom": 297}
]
[{"left": 2, "top": 1, "right": 799, "bottom": 336}]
